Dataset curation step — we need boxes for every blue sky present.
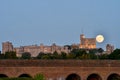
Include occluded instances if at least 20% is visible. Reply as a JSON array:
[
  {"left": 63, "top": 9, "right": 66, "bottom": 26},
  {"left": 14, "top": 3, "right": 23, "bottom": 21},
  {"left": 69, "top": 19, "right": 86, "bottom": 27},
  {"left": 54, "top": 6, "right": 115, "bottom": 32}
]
[{"left": 0, "top": 0, "right": 120, "bottom": 50}]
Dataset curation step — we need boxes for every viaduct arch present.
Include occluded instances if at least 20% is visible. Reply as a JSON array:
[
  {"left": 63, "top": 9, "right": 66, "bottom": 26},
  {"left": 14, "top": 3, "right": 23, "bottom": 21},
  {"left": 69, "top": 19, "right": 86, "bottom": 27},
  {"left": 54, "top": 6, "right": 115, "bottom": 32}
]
[{"left": 0, "top": 60, "right": 120, "bottom": 80}]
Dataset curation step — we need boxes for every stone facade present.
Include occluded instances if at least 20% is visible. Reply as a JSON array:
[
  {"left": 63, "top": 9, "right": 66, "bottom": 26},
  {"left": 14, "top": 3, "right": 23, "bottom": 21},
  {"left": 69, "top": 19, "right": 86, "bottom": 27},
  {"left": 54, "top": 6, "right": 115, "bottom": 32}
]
[
  {"left": 79, "top": 34, "right": 96, "bottom": 49},
  {"left": 2, "top": 42, "right": 70, "bottom": 57},
  {"left": 2, "top": 42, "right": 14, "bottom": 54}
]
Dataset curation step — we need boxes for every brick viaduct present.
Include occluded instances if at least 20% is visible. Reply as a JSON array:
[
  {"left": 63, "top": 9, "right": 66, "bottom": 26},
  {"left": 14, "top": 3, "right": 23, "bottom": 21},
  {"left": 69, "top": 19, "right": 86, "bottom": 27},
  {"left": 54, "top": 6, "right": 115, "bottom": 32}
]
[{"left": 0, "top": 60, "right": 120, "bottom": 80}]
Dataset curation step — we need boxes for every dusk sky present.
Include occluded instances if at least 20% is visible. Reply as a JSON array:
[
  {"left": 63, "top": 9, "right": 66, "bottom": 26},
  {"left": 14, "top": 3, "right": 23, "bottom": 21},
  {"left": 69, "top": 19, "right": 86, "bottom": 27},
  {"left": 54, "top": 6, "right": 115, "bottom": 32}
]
[{"left": 0, "top": 0, "right": 120, "bottom": 50}]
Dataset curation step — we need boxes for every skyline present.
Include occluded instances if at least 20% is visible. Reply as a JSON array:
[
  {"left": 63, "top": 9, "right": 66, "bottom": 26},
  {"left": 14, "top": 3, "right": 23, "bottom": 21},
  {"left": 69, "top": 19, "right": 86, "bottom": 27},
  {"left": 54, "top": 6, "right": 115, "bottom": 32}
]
[{"left": 0, "top": 0, "right": 120, "bottom": 50}]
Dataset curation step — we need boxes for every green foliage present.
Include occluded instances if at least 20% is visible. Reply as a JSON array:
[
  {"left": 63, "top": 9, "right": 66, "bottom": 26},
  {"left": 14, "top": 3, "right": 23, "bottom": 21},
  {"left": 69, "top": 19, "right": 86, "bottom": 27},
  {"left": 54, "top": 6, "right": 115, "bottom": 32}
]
[
  {"left": 41, "top": 54, "right": 51, "bottom": 59},
  {"left": 60, "top": 52, "right": 67, "bottom": 59},
  {"left": 97, "top": 48, "right": 104, "bottom": 53},
  {"left": 67, "top": 53, "right": 76, "bottom": 59},
  {"left": 37, "top": 52, "right": 45, "bottom": 59},
  {"left": 21, "top": 52, "right": 31, "bottom": 59},
  {"left": 52, "top": 51, "right": 59, "bottom": 59},
  {"left": 71, "top": 49, "right": 90, "bottom": 59},
  {"left": 89, "top": 53, "right": 97, "bottom": 59},
  {"left": 79, "top": 53, "right": 90, "bottom": 59},
  {"left": 1, "top": 48, "right": 120, "bottom": 60},
  {"left": 4, "top": 51, "right": 17, "bottom": 59},
  {"left": 99, "top": 54, "right": 109, "bottom": 59},
  {"left": 110, "top": 78, "right": 120, "bottom": 80},
  {"left": 89, "top": 49, "right": 98, "bottom": 54},
  {"left": 0, "top": 54, "right": 5, "bottom": 59},
  {"left": 34, "top": 73, "right": 45, "bottom": 80},
  {"left": 109, "top": 49, "right": 120, "bottom": 60},
  {"left": 108, "top": 75, "right": 120, "bottom": 80}
]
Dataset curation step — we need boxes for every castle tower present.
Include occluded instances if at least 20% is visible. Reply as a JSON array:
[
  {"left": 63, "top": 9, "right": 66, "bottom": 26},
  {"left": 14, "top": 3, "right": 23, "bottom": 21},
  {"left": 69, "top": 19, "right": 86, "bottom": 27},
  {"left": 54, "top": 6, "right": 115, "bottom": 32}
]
[
  {"left": 80, "top": 34, "right": 85, "bottom": 45},
  {"left": 79, "top": 34, "right": 96, "bottom": 49},
  {"left": 80, "top": 34, "right": 85, "bottom": 40},
  {"left": 40, "top": 43, "right": 44, "bottom": 52},
  {"left": 106, "top": 44, "right": 114, "bottom": 54},
  {"left": 2, "top": 41, "right": 14, "bottom": 53},
  {"left": 51, "top": 43, "right": 56, "bottom": 53}
]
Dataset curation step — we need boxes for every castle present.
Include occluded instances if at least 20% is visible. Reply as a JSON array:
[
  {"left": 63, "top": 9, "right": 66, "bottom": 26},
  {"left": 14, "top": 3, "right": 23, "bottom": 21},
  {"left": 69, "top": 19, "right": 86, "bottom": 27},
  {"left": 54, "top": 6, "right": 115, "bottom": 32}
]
[
  {"left": 2, "top": 34, "right": 114, "bottom": 57},
  {"left": 2, "top": 42, "right": 70, "bottom": 57},
  {"left": 79, "top": 34, "right": 96, "bottom": 49}
]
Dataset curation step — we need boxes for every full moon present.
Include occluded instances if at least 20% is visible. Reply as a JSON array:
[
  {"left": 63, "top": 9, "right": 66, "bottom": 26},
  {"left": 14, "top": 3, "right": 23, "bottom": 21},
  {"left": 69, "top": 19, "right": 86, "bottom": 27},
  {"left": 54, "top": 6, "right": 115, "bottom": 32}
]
[{"left": 96, "top": 35, "right": 104, "bottom": 43}]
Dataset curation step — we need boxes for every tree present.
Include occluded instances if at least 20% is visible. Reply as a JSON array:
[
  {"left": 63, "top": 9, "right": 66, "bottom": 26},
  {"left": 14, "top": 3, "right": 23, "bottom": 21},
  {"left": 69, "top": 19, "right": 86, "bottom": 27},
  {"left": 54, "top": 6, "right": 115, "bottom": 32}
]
[
  {"left": 0, "top": 54, "right": 5, "bottom": 59},
  {"left": 89, "top": 53, "right": 97, "bottom": 59},
  {"left": 71, "top": 49, "right": 88, "bottom": 59},
  {"left": 52, "top": 51, "right": 59, "bottom": 59},
  {"left": 41, "top": 54, "right": 51, "bottom": 59},
  {"left": 67, "top": 53, "right": 76, "bottom": 59},
  {"left": 79, "top": 53, "right": 91, "bottom": 60},
  {"left": 21, "top": 52, "right": 31, "bottom": 59},
  {"left": 89, "top": 49, "right": 98, "bottom": 54},
  {"left": 4, "top": 51, "right": 17, "bottom": 59},
  {"left": 109, "top": 49, "right": 120, "bottom": 60},
  {"left": 37, "top": 52, "right": 45, "bottom": 59},
  {"left": 99, "top": 54, "right": 109, "bottom": 59},
  {"left": 60, "top": 52, "right": 67, "bottom": 59},
  {"left": 97, "top": 48, "right": 104, "bottom": 53}
]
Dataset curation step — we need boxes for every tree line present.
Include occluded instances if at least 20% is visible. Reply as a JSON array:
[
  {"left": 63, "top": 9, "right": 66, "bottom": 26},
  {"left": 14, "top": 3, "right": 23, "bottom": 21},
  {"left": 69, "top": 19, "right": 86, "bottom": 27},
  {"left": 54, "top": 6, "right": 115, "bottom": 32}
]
[{"left": 0, "top": 49, "right": 120, "bottom": 60}]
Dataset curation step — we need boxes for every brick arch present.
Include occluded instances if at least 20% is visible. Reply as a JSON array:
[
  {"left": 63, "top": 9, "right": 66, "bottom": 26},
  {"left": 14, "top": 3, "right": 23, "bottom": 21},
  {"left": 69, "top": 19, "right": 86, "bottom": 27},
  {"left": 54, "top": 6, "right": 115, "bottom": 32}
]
[
  {"left": 107, "top": 73, "right": 120, "bottom": 80},
  {"left": 87, "top": 73, "right": 102, "bottom": 80},
  {"left": 66, "top": 73, "right": 81, "bottom": 80},
  {"left": 0, "top": 74, "right": 8, "bottom": 78},
  {"left": 18, "top": 73, "right": 32, "bottom": 78}
]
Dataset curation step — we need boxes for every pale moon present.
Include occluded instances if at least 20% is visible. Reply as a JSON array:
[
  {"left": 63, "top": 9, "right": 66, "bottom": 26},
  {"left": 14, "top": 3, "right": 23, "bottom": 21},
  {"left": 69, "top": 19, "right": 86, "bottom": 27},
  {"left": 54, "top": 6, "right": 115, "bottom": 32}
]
[{"left": 96, "top": 35, "right": 104, "bottom": 43}]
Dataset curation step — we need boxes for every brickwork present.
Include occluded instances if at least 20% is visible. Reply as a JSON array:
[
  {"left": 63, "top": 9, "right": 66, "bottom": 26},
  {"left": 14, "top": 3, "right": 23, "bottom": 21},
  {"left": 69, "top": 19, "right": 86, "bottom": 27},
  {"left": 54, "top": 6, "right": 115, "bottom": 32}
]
[{"left": 0, "top": 60, "right": 120, "bottom": 80}]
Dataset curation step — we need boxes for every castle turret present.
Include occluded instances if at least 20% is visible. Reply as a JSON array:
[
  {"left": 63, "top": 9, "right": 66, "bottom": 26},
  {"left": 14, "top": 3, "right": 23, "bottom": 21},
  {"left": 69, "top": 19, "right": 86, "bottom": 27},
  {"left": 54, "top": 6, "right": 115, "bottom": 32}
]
[
  {"left": 106, "top": 44, "right": 114, "bottom": 54},
  {"left": 2, "top": 41, "right": 14, "bottom": 53}
]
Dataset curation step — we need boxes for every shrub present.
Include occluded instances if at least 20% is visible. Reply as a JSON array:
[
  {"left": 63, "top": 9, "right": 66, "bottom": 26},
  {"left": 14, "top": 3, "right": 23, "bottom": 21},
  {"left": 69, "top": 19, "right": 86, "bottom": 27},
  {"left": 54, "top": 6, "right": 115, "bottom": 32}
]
[{"left": 34, "top": 73, "right": 45, "bottom": 80}]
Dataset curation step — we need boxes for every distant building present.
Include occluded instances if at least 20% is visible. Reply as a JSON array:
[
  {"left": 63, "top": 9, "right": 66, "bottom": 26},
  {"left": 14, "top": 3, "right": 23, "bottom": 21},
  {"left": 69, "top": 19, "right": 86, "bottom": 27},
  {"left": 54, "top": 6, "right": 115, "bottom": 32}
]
[
  {"left": 71, "top": 43, "right": 79, "bottom": 49},
  {"left": 79, "top": 34, "right": 96, "bottom": 49},
  {"left": 2, "top": 42, "right": 70, "bottom": 57},
  {"left": 1, "top": 34, "right": 102, "bottom": 57},
  {"left": 2, "top": 42, "right": 14, "bottom": 54},
  {"left": 106, "top": 44, "right": 114, "bottom": 54}
]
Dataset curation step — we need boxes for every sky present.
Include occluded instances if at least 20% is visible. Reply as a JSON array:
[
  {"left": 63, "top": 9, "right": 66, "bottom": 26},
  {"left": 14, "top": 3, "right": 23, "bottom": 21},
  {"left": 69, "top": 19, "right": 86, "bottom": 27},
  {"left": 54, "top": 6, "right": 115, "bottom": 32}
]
[{"left": 0, "top": 0, "right": 120, "bottom": 50}]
